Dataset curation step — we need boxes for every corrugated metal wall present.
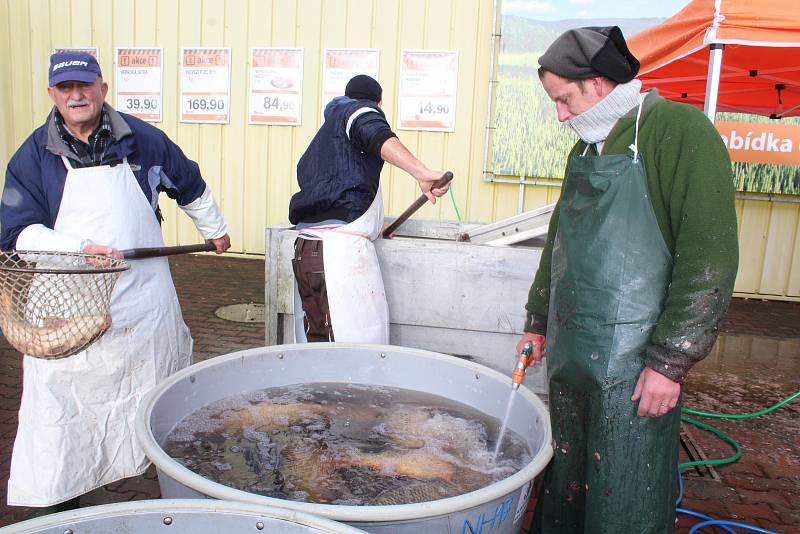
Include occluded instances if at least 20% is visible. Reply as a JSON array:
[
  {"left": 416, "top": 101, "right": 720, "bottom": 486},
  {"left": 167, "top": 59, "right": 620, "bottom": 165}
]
[
  {"left": 0, "top": 0, "right": 507, "bottom": 255},
  {"left": 1, "top": 0, "right": 798, "bottom": 300},
  {"left": 515, "top": 185, "right": 800, "bottom": 301}
]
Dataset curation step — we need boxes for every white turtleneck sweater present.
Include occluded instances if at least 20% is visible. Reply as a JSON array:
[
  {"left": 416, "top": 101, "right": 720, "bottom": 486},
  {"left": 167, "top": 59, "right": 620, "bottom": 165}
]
[{"left": 566, "top": 79, "right": 643, "bottom": 153}]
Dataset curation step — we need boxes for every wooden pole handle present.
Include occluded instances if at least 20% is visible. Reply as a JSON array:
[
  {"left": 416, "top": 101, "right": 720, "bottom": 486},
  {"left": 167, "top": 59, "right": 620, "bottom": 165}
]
[
  {"left": 121, "top": 243, "right": 216, "bottom": 259},
  {"left": 382, "top": 171, "right": 453, "bottom": 238}
]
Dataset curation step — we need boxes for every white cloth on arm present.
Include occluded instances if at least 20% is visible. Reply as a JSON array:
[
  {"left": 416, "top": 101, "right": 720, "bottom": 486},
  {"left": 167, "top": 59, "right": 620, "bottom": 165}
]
[
  {"left": 16, "top": 224, "right": 86, "bottom": 252},
  {"left": 179, "top": 186, "right": 228, "bottom": 240},
  {"left": 346, "top": 107, "right": 378, "bottom": 140}
]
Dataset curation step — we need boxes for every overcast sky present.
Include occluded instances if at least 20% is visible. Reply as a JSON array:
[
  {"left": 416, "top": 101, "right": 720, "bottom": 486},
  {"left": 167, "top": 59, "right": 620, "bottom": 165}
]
[{"left": 502, "top": 0, "right": 693, "bottom": 20}]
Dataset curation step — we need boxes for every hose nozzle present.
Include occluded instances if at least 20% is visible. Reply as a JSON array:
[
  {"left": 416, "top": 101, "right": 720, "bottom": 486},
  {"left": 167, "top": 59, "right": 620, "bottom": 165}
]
[{"left": 511, "top": 342, "right": 533, "bottom": 390}]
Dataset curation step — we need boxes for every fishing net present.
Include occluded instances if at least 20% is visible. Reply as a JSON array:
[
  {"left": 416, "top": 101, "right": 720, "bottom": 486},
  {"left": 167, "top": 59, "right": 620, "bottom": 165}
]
[{"left": 0, "top": 251, "right": 129, "bottom": 359}]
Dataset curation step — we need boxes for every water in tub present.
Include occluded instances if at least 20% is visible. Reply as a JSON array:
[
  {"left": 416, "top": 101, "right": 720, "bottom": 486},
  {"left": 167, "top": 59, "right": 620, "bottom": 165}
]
[{"left": 163, "top": 383, "right": 532, "bottom": 505}]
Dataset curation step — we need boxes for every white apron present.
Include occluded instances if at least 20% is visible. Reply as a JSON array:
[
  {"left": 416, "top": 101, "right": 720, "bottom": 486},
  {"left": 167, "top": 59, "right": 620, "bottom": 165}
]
[
  {"left": 294, "top": 186, "right": 389, "bottom": 344},
  {"left": 7, "top": 157, "right": 192, "bottom": 506}
]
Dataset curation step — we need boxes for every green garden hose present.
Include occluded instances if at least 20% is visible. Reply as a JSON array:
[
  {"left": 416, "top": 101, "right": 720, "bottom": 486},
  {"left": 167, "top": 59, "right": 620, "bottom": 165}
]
[{"left": 678, "top": 389, "right": 799, "bottom": 470}]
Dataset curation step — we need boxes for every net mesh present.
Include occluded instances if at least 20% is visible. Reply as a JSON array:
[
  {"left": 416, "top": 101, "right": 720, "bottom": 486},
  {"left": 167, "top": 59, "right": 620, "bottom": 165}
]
[{"left": 0, "top": 251, "right": 129, "bottom": 359}]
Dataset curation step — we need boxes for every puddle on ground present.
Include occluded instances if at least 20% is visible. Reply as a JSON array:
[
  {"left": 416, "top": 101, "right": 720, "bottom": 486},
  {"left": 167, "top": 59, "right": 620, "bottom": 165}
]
[{"left": 683, "top": 332, "right": 800, "bottom": 468}]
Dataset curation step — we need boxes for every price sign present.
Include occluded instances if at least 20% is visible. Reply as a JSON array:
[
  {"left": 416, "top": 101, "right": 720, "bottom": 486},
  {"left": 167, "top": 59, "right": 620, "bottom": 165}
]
[
  {"left": 53, "top": 47, "right": 99, "bottom": 60},
  {"left": 249, "top": 48, "right": 303, "bottom": 125},
  {"left": 115, "top": 48, "right": 162, "bottom": 122},
  {"left": 321, "top": 49, "right": 379, "bottom": 115},
  {"left": 180, "top": 48, "right": 231, "bottom": 123},
  {"left": 398, "top": 50, "right": 458, "bottom": 132}
]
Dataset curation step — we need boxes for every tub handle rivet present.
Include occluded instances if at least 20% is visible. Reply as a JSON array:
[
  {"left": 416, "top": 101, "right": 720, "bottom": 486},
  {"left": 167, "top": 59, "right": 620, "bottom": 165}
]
[
  {"left": 256, "top": 521, "right": 265, "bottom": 530},
  {"left": 476, "top": 374, "right": 480, "bottom": 380},
  {"left": 278, "top": 353, "right": 284, "bottom": 359},
  {"left": 189, "top": 375, "right": 196, "bottom": 383},
  {"left": 63, "top": 530, "right": 73, "bottom": 534},
  {"left": 163, "top": 516, "right": 173, "bottom": 525},
  {"left": 380, "top": 353, "right": 386, "bottom": 358}
]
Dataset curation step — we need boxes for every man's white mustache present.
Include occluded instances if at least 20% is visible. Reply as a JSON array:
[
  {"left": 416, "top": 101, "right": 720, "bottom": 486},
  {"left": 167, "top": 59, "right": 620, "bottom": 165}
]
[{"left": 67, "top": 99, "right": 88, "bottom": 108}]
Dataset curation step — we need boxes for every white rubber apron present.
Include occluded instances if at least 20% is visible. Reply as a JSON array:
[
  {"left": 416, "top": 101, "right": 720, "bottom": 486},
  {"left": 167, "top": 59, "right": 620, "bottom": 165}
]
[
  {"left": 7, "top": 157, "right": 192, "bottom": 506},
  {"left": 294, "top": 186, "right": 389, "bottom": 344}
]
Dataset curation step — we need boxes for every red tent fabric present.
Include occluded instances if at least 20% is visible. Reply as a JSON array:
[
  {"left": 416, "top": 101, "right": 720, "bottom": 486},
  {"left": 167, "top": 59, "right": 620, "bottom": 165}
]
[{"left": 627, "top": 0, "right": 800, "bottom": 117}]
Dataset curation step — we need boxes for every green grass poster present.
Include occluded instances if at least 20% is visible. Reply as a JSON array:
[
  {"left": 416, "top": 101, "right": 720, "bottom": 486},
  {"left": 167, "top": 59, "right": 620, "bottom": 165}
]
[{"left": 494, "top": 0, "right": 800, "bottom": 195}]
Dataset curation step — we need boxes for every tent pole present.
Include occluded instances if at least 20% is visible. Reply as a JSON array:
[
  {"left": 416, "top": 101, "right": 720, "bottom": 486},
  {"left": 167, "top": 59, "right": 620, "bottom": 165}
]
[{"left": 703, "top": 43, "right": 725, "bottom": 122}]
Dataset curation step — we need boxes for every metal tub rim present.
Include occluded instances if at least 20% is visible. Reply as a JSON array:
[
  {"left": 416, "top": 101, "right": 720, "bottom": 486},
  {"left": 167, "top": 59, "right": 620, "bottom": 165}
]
[
  {"left": 0, "top": 499, "right": 365, "bottom": 533},
  {"left": 135, "top": 343, "right": 553, "bottom": 523}
]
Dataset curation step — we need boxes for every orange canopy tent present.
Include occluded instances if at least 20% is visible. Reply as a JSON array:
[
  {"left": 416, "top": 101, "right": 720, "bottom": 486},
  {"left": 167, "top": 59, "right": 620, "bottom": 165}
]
[{"left": 627, "top": 0, "right": 800, "bottom": 118}]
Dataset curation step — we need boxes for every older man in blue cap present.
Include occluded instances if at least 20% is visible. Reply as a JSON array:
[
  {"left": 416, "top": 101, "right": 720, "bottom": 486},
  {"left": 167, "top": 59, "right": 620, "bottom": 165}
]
[{"left": 1, "top": 51, "right": 231, "bottom": 515}]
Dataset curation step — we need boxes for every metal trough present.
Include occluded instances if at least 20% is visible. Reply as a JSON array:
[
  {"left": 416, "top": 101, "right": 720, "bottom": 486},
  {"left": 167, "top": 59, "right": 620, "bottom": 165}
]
[
  {"left": 265, "top": 208, "right": 555, "bottom": 395},
  {"left": 0, "top": 499, "right": 364, "bottom": 533},
  {"left": 136, "top": 344, "right": 553, "bottom": 533}
]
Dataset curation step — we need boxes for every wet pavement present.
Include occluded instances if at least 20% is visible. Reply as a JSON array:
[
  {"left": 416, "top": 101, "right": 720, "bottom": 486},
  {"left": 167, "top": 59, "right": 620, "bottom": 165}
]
[{"left": 0, "top": 254, "right": 798, "bottom": 532}]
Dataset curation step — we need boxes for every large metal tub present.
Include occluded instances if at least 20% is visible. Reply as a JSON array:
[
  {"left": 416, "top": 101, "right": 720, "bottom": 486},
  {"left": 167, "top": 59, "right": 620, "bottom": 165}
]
[
  {"left": 0, "top": 499, "right": 364, "bottom": 533},
  {"left": 265, "top": 213, "right": 552, "bottom": 395},
  {"left": 136, "top": 344, "right": 553, "bottom": 533}
]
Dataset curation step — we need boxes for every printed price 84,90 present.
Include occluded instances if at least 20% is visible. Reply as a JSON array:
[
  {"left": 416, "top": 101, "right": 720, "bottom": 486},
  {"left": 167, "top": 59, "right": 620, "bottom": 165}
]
[{"left": 262, "top": 96, "right": 295, "bottom": 112}]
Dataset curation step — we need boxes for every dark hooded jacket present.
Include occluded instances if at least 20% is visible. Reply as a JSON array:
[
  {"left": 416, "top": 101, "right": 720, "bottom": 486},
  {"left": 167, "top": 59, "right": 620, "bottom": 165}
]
[
  {"left": 288, "top": 96, "right": 396, "bottom": 224},
  {"left": 1, "top": 104, "right": 207, "bottom": 250}
]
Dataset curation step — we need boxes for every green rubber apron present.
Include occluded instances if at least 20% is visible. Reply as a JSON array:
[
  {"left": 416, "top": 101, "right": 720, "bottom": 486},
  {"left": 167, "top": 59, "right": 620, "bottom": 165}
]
[{"left": 535, "top": 95, "right": 681, "bottom": 534}]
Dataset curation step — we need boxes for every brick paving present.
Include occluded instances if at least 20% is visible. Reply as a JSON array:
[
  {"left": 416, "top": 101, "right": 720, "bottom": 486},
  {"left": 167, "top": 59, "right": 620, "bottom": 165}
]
[{"left": 0, "top": 255, "right": 798, "bottom": 532}]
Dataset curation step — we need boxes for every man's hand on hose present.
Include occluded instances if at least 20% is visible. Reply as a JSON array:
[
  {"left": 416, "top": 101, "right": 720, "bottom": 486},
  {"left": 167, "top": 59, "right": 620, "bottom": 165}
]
[
  {"left": 516, "top": 332, "right": 546, "bottom": 367},
  {"left": 415, "top": 169, "right": 450, "bottom": 204},
  {"left": 631, "top": 366, "right": 681, "bottom": 417},
  {"left": 208, "top": 234, "right": 231, "bottom": 254}
]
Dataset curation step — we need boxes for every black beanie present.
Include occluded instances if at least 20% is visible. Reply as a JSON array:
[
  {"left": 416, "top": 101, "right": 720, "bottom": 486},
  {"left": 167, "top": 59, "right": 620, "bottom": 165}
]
[
  {"left": 345, "top": 74, "right": 382, "bottom": 102},
  {"left": 538, "top": 26, "right": 640, "bottom": 83}
]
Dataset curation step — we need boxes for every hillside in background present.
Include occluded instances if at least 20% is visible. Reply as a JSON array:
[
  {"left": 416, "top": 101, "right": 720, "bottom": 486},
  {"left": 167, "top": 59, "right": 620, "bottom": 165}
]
[{"left": 501, "top": 16, "right": 663, "bottom": 54}]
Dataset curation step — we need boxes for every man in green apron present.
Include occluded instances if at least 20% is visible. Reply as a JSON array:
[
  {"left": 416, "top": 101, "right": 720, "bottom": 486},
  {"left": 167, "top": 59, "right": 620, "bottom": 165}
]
[{"left": 516, "top": 26, "right": 739, "bottom": 533}]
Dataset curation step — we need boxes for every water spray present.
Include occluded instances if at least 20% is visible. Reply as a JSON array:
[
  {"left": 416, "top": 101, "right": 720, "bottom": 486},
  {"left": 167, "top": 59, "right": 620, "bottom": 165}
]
[{"left": 493, "top": 341, "right": 536, "bottom": 462}]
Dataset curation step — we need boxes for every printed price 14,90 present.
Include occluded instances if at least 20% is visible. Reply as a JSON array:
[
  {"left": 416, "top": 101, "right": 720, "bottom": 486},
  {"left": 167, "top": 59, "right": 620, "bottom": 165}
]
[
  {"left": 185, "top": 97, "right": 227, "bottom": 112},
  {"left": 125, "top": 97, "right": 159, "bottom": 112},
  {"left": 418, "top": 100, "right": 450, "bottom": 115}
]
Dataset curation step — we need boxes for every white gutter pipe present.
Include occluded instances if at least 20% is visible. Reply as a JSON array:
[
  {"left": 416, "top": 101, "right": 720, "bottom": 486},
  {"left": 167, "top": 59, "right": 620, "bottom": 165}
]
[{"left": 704, "top": 43, "right": 725, "bottom": 121}]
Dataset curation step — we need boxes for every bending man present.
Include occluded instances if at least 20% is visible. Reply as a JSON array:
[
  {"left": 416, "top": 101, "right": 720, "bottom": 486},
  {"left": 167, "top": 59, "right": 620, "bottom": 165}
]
[{"left": 289, "top": 75, "right": 448, "bottom": 344}]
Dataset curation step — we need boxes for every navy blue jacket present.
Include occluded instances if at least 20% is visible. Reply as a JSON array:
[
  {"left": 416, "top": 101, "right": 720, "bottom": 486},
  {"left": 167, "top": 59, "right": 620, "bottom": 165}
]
[
  {"left": 288, "top": 96, "right": 396, "bottom": 224},
  {"left": 0, "top": 105, "right": 207, "bottom": 250}
]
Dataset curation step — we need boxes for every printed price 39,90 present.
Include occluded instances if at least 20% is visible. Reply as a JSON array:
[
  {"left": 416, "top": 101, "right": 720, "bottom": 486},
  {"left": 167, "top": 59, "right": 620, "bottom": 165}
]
[{"left": 125, "top": 97, "right": 159, "bottom": 112}]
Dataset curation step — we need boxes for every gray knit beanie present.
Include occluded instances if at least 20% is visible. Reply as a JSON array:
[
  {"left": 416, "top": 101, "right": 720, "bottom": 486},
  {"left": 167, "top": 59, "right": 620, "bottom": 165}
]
[{"left": 538, "top": 26, "right": 640, "bottom": 83}]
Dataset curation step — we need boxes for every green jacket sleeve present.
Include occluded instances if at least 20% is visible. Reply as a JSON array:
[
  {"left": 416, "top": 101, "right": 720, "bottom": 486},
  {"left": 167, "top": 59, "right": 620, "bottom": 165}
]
[
  {"left": 523, "top": 198, "right": 559, "bottom": 334},
  {"left": 523, "top": 143, "right": 584, "bottom": 335},
  {"left": 637, "top": 101, "right": 739, "bottom": 383}
]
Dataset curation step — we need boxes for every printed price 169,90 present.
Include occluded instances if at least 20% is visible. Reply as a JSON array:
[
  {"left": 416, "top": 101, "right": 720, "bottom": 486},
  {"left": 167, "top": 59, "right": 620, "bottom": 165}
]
[{"left": 186, "top": 97, "right": 226, "bottom": 112}]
